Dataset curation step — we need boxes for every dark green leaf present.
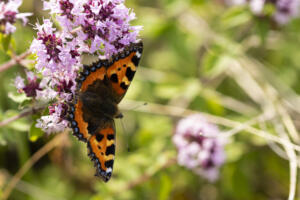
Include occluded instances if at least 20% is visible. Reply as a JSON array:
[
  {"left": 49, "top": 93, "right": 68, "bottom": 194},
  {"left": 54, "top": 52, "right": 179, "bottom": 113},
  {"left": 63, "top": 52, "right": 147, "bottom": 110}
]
[
  {"left": 29, "top": 121, "right": 44, "bottom": 142},
  {"left": 0, "top": 33, "right": 11, "bottom": 52}
]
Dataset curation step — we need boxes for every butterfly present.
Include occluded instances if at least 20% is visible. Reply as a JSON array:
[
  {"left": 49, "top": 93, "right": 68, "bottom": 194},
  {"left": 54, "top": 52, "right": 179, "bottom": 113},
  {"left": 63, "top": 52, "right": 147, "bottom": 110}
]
[{"left": 67, "top": 41, "right": 143, "bottom": 182}]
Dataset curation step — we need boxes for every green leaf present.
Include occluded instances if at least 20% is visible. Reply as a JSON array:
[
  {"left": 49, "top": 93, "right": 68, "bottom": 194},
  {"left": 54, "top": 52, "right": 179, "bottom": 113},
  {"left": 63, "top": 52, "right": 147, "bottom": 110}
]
[
  {"left": 159, "top": 174, "right": 172, "bottom": 200},
  {"left": 8, "top": 119, "right": 30, "bottom": 132},
  {"left": 221, "top": 6, "right": 252, "bottom": 29},
  {"left": 4, "top": 110, "right": 30, "bottom": 131},
  {"left": 29, "top": 121, "right": 44, "bottom": 142},
  {"left": 8, "top": 92, "right": 31, "bottom": 103},
  {"left": 154, "top": 84, "right": 181, "bottom": 99},
  {"left": 205, "top": 94, "right": 224, "bottom": 115},
  {"left": 226, "top": 142, "right": 246, "bottom": 162},
  {"left": 255, "top": 18, "right": 270, "bottom": 44},
  {"left": 19, "top": 99, "right": 32, "bottom": 109},
  {"left": 263, "top": 3, "right": 276, "bottom": 16},
  {"left": 29, "top": 114, "right": 44, "bottom": 142},
  {"left": 0, "top": 33, "right": 11, "bottom": 52},
  {"left": 202, "top": 52, "right": 231, "bottom": 78},
  {"left": 0, "top": 134, "right": 7, "bottom": 146}
]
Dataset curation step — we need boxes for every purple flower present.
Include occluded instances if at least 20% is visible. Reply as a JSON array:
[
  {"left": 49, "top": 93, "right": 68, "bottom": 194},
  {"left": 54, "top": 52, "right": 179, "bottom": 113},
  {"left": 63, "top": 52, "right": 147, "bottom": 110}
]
[
  {"left": 173, "top": 114, "right": 226, "bottom": 182},
  {"left": 14, "top": 75, "right": 25, "bottom": 91},
  {"left": 30, "top": 19, "right": 81, "bottom": 100},
  {"left": 43, "top": 0, "right": 142, "bottom": 57},
  {"left": 29, "top": 18, "right": 81, "bottom": 133},
  {"left": 14, "top": 71, "right": 42, "bottom": 97},
  {"left": 0, "top": 0, "right": 32, "bottom": 34},
  {"left": 23, "top": 80, "right": 41, "bottom": 97},
  {"left": 36, "top": 103, "right": 69, "bottom": 134},
  {"left": 227, "top": 0, "right": 300, "bottom": 24},
  {"left": 31, "top": 19, "right": 65, "bottom": 72},
  {"left": 274, "top": 0, "right": 300, "bottom": 24},
  {"left": 25, "top": 0, "right": 141, "bottom": 134},
  {"left": 36, "top": 86, "right": 58, "bottom": 100}
]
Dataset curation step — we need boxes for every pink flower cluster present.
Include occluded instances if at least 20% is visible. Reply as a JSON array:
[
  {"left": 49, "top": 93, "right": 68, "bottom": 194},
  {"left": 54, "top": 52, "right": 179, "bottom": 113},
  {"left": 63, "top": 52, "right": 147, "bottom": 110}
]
[
  {"left": 30, "top": 19, "right": 79, "bottom": 100},
  {"left": 227, "top": 0, "right": 300, "bottom": 24},
  {"left": 0, "top": 0, "right": 31, "bottom": 34},
  {"left": 173, "top": 114, "right": 226, "bottom": 182},
  {"left": 15, "top": 71, "right": 41, "bottom": 97},
  {"left": 44, "top": 0, "right": 142, "bottom": 57},
  {"left": 15, "top": 0, "right": 141, "bottom": 134}
]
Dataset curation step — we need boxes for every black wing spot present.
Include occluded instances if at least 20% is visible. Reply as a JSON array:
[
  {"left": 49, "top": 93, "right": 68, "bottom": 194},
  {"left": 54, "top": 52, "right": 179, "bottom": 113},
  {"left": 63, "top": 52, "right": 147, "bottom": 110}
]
[
  {"left": 126, "top": 67, "right": 135, "bottom": 81},
  {"left": 131, "top": 55, "right": 140, "bottom": 66},
  {"left": 105, "top": 160, "right": 114, "bottom": 168},
  {"left": 123, "top": 64, "right": 126, "bottom": 67},
  {"left": 117, "top": 67, "right": 121, "bottom": 71},
  {"left": 102, "top": 60, "right": 109, "bottom": 67},
  {"left": 106, "top": 172, "right": 112, "bottom": 178},
  {"left": 107, "top": 134, "right": 114, "bottom": 140},
  {"left": 110, "top": 74, "right": 118, "bottom": 83},
  {"left": 96, "top": 134, "right": 104, "bottom": 142},
  {"left": 120, "top": 82, "right": 128, "bottom": 90},
  {"left": 97, "top": 145, "right": 101, "bottom": 150},
  {"left": 105, "top": 144, "right": 115, "bottom": 156}
]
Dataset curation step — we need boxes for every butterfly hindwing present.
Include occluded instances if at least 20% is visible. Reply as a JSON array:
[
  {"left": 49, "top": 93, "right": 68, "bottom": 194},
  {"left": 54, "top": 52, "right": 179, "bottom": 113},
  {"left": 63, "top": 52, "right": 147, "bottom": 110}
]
[{"left": 87, "top": 118, "right": 115, "bottom": 182}]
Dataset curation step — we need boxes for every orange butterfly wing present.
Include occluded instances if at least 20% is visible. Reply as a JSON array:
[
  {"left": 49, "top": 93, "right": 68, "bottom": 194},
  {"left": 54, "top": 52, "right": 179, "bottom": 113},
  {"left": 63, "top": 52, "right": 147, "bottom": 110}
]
[
  {"left": 87, "top": 118, "right": 115, "bottom": 182},
  {"left": 68, "top": 41, "right": 143, "bottom": 182},
  {"left": 68, "top": 65, "right": 107, "bottom": 142},
  {"left": 106, "top": 42, "right": 143, "bottom": 103}
]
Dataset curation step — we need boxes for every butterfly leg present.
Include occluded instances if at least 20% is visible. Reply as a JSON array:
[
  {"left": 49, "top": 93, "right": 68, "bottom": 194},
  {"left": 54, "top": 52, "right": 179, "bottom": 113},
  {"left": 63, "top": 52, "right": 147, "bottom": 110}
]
[{"left": 115, "top": 113, "right": 123, "bottom": 118}]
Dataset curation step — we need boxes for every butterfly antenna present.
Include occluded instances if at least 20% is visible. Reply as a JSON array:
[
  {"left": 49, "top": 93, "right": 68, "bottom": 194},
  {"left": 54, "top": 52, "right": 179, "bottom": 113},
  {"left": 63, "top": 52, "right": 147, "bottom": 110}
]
[
  {"left": 119, "top": 103, "right": 147, "bottom": 152},
  {"left": 131, "top": 102, "right": 148, "bottom": 111},
  {"left": 120, "top": 117, "right": 131, "bottom": 152}
]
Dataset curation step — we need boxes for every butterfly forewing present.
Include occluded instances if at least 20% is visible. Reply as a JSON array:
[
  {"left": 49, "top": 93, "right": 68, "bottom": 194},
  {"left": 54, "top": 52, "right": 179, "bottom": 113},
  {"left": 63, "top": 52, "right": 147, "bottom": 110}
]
[
  {"left": 71, "top": 100, "right": 89, "bottom": 142},
  {"left": 106, "top": 42, "right": 143, "bottom": 103}
]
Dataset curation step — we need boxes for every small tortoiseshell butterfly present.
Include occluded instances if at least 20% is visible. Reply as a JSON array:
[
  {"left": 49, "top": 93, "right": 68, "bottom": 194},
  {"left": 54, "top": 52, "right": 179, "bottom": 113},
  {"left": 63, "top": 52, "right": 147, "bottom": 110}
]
[{"left": 67, "top": 41, "right": 143, "bottom": 182}]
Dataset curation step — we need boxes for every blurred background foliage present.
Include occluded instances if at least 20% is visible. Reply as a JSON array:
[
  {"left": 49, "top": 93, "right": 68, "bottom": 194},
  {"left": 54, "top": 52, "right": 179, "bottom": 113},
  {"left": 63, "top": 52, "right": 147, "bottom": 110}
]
[{"left": 0, "top": 0, "right": 300, "bottom": 199}]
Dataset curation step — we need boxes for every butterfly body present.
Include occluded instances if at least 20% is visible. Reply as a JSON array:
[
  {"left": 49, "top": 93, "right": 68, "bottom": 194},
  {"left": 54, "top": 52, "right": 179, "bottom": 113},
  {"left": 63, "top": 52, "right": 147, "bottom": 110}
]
[
  {"left": 68, "top": 41, "right": 143, "bottom": 182},
  {"left": 79, "top": 78, "right": 121, "bottom": 120}
]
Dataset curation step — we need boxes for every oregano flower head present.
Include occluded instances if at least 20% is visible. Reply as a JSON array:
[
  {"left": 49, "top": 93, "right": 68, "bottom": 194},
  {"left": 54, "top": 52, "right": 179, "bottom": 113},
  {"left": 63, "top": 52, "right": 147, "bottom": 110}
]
[
  {"left": 15, "top": 0, "right": 141, "bottom": 134},
  {"left": 227, "top": 0, "right": 300, "bottom": 24},
  {"left": 173, "top": 114, "right": 227, "bottom": 182},
  {"left": 0, "top": 0, "right": 32, "bottom": 34}
]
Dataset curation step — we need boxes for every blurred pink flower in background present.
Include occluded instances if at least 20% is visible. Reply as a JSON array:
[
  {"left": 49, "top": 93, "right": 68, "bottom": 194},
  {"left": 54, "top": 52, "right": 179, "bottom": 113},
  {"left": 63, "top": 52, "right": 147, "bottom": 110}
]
[
  {"left": 274, "top": 0, "right": 300, "bottom": 24},
  {"left": 227, "top": 0, "right": 300, "bottom": 24},
  {"left": 0, "top": 0, "right": 32, "bottom": 34},
  {"left": 173, "top": 114, "right": 227, "bottom": 182}
]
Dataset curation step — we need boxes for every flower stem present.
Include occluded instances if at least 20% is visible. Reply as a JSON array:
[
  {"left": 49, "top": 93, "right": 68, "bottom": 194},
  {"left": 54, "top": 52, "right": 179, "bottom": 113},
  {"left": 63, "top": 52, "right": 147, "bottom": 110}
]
[
  {"left": 0, "top": 50, "right": 31, "bottom": 73},
  {"left": 0, "top": 106, "right": 44, "bottom": 127}
]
